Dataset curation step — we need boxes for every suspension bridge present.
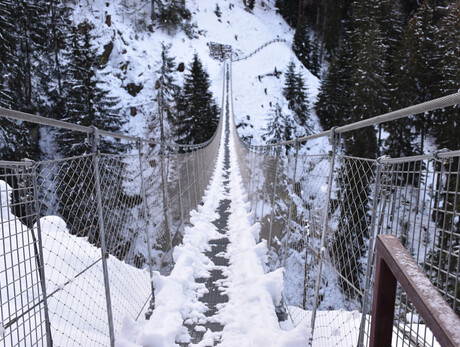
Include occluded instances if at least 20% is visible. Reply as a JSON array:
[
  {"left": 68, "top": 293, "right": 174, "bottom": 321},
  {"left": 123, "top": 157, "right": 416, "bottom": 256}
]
[{"left": 1, "top": 56, "right": 460, "bottom": 346}]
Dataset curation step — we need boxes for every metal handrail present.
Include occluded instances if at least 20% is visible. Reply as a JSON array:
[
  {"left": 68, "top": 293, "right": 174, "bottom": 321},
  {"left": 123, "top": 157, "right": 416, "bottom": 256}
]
[
  {"left": 246, "top": 91, "right": 460, "bottom": 150},
  {"left": 370, "top": 234, "right": 460, "bottom": 347},
  {"left": 0, "top": 107, "right": 215, "bottom": 150}
]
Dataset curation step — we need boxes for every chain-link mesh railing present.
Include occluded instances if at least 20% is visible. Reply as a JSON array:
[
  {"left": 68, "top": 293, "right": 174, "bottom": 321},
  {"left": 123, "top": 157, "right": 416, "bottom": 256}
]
[
  {"left": 358, "top": 152, "right": 460, "bottom": 346},
  {"left": 1, "top": 162, "right": 50, "bottom": 347},
  {"left": 0, "top": 67, "right": 223, "bottom": 346},
  {"left": 232, "top": 89, "right": 460, "bottom": 346}
]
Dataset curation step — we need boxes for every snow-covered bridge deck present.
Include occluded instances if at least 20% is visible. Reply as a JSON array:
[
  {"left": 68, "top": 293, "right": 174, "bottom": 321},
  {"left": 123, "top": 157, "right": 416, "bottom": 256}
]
[{"left": 136, "top": 61, "right": 307, "bottom": 346}]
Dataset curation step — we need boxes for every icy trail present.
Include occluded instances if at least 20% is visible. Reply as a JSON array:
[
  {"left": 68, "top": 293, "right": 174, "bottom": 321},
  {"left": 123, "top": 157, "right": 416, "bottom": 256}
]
[{"left": 117, "top": 61, "right": 309, "bottom": 346}]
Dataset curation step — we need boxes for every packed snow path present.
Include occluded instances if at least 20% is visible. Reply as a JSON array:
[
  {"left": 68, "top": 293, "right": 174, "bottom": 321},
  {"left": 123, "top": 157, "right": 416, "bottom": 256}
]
[
  {"left": 181, "top": 73, "right": 232, "bottom": 345},
  {"left": 127, "top": 61, "right": 308, "bottom": 346}
]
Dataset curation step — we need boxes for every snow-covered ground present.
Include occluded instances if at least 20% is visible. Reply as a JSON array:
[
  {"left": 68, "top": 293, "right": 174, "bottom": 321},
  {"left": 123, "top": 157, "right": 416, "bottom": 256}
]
[
  {"left": 64, "top": 0, "right": 324, "bottom": 150},
  {"left": 0, "top": 180, "right": 150, "bottom": 346}
]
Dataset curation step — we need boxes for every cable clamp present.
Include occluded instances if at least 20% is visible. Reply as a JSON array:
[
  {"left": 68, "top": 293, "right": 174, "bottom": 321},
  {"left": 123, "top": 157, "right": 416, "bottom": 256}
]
[
  {"left": 433, "top": 148, "right": 450, "bottom": 162},
  {"left": 376, "top": 155, "right": 391, "bottom": 165},
  {"left": 328, "top": 126, "right": 338, "bottom": 146}
]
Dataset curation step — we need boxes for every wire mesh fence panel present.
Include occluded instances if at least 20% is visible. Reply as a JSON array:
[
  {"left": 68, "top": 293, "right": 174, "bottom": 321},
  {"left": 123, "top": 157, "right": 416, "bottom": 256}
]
[
  {"left": 139, "top": 149, "right": 174, "bottom": 272},
  {"left": 97, "top": 153, "right": 151, "bottom": 332},
  {"left": 0, "top": 162, "right": 49, "bottom": 347},
  {"left": 359, "top": 153, "right": 460, "bottom": 346},
  {"left": 30, "top": 152, "right": 153, "bottom": 346},
  {"left": 35, "top": 155, "right": 112, "bottom": 346},
  {"left": 392, "top": 285, "right": 441, "bottom": 347},
  {"left": 282, "top": 153, "right": 331, "bottom": 324},
  {"left": 309, "top": 155, "right": 376, "bottom": 346}
]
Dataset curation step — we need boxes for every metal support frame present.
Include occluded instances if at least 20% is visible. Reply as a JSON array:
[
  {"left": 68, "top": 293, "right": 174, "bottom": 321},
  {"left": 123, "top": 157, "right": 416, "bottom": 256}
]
[
  {"left": 310, "top": 128, "right": 337, "bottom": 341},
  {"left": 137, "top": 140, "right": 156, "bottom": 320},
  {"left": 176, "top": 149, "right": 185, "bottom": 227},
  {"left": 192, "top": 150, "right": 198, "bottom": 208},
  {"left": 91, "top": 127, "right": 115, "bottom": 347},
  {"left": 185, "top": 153, "right": 192, "bottom": 213},
  {"left": 357, "top": 156, "right": 384, "bottom": 346},
  {"left": 282, "top": 141, "right": 299, "bottom": 268},
  {"left": 370, "top": 234, "right": 460, "bottom": 347},
  {"left": 159, "top": 145, "right": 173, "bottom": 252},
  {"left": 31, "top": 164, "right": 53, "bottom": 347},
  {"left": 268, "top": 147, "right": 280, "bottom": 249}
]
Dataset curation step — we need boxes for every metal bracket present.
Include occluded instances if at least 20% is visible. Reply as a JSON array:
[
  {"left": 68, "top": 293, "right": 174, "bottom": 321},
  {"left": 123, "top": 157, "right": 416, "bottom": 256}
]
[
  {"left": 376, "top": 155, "right": 391, "bottom": 165},
  {"left": 328, "top": 126, "right": 338, "bottom": 146},
  {"left": 432, "top": 148, "right": 451, "bottom": 163},
  {"left": 90, "top": 126, "right": 100, "bottom": 154}
]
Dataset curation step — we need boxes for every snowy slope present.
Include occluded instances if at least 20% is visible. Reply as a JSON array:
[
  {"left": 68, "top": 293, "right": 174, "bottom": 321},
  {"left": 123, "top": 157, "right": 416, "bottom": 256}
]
[
  {"left": 70, "top": 0, "right": 323, "bottom": 149},
  {"left": 0, "top": 180, "right": 150, "bottom": 346}
]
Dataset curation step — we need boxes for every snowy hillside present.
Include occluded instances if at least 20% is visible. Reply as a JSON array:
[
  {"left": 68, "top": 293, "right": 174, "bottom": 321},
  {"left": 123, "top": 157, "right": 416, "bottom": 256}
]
[{"left": 73, "top": 0, "right": 321, "bottom": 147}]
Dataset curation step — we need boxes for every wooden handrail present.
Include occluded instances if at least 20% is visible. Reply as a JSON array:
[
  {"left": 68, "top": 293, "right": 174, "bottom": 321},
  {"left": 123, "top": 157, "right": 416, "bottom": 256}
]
[{"left": 370, "top": 234, "right": 460, "bottom": 347}]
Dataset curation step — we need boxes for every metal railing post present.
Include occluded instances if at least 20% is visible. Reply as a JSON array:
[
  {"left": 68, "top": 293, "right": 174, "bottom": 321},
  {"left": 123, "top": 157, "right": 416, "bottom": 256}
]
[
  {"left": 175, "top": 149, "right": 185, "bottom": 226},
  {"left": 192, "top": 150, "right": 199, "bottom": 208},
  {"left": 31, "top": 163, "right": 53, "bottom": 347},
  {"left": 370, "top": 234, "right": 460, "bottom": 347},
  {"left": 282, "top": 141, "right": 299, "bottom": 268},
  {"left": 357, "top": 156, "right": 385, "bottom": 346},
  {"left": 254, "top": 148, "right": 263, "bottom": 221},
  {"left": 159, "top": 145, "right": 172, "bottom": 251},
  {"left": 185, "top": 150, "right": 192, "bottom": 212},
  {"left": 137, "top": 140, "right": 156, "bottom": 319},
  {"left": 261, "top": 148, "right": 268, "bottom": 222},
  {"left": 91, "top": 127, "right": 115, "bottom": 347},
  {"left": 268, "top": 147, "right": 280, "bottom": 249},
  {"left": 310, "top": 128, "right": 337, "bottom": 343}
]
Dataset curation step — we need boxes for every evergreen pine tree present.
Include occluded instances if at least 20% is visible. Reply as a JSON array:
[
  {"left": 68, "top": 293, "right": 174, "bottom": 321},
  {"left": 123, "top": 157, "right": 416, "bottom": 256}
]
[
  {"left": 392, "top": 1, "right": 440, "bottom": 152},
  {"left": 283, "top": 61, "right": 297, "bottom": 109},
  {"left": 426, "top": 4, "right": 460, "bottom": 314},
  {"left": 248, "top": 0, "right": 255, "bottom": 10},
  {"left": 263, "top": 103, "right": 293, "bottom": 153},
  {"left": 332, "top": 0, "right": 386, "bottom": 299},
  {"left": 158, "top": 0, "right": 191, "bottom": 35},
  {"left": 294, "top": 71, "right": 311, "bottom": 132},
  {"left": 56, "top": 22, "right": 124, "bottom": 157},
  {"left": 321, "top": 0, "right": 350, "bottom": 55},
  {"left": 381, "top": 0, "right": 418, "bottom": 157},
  {"left": 432, "top": 2, "right": 460, "bottom": 150},
  {"left": 292, "top": 19, "right": 320, "bottom": 76},
  {"left": 315, "top": 27, "right": 353, "bottom": 130},
  {"left": 8, "top": 0, "right": 48, "bottom": 113},
  {"left": 275, "top": 0, "right": 299, "bottom": 27},
  {"left": 149, "top": 43, "right": 178, "bottom": 248},
  {"left": 175, "top": 54, "right": 219, "bottom": 145},
  {"left": 0, "top": 0, "right": 32, "bottom": 160},
  {"left": 310, "top": 37, "right": 320, "bottom": 76},
  {"left": 55, "top": 21, "right": 125, "bottom": 246},
  {"left": 283, "top": 61, "right": 310, "bottom": 132},
  {"left": 36, "top": 0, "right": 72, "bottom": 122},
  {"left": 0, "top": 0, "right": 13, "bottom": 108},
  {"left": 152, "top": 42, "right": 178, "bottom": 143}
]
